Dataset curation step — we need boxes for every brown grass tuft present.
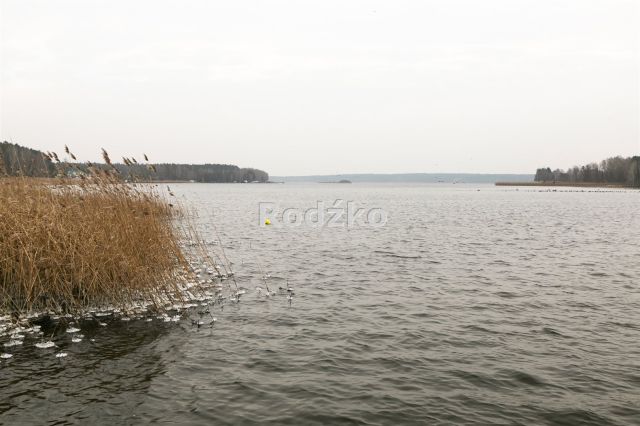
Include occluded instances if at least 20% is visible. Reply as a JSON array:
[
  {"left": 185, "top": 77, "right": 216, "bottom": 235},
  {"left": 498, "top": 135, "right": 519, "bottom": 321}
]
[{"left": 0, "top": 157, "right": 196, "bottom": 316}]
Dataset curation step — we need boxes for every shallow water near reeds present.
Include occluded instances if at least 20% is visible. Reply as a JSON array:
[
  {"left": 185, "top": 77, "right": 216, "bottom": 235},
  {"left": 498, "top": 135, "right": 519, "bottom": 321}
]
[{"left": 1, "top": 183, "right": 639, "bottom": 425}]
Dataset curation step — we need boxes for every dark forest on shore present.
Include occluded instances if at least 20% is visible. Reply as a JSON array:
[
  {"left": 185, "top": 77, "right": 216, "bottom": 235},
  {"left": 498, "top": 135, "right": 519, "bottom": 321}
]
[
  {"left": 0, "top": 141, "right": 269, "bottom": 183},
  {"left": 535, "top": 156, "right": 640, "bottom": 187}
]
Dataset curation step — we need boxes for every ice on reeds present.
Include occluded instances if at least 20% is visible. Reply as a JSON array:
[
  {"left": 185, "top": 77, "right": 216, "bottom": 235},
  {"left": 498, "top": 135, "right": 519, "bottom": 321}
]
[
  {"left": 1, "top": 320, "right": 42, "bottom": 340},
  {"left": 35, "top": 341, "right": 56, "bottom": 349},
  {"left": 1, "top": 256, "right": 291, "bottom": 350},
  {"left": 1, "top": 353, "right": 13, "bottom": 359},
  {"left": 56, "top": 352, "right": 68, "bottom": 358},
  {"left": 158, "top": 313, "right": 181, "bottom": 323},
  {"left": 71, "top": 337, "right": 83, "bottom": 343},
  {"left": 3, "top": 340, "right": 23, "bottom": 348},
  {"left": 255, "top": 287, "right": 276, "bottom": 298},
  {"left": 182, "top": 282, "right": 198, "bottom": 290}
]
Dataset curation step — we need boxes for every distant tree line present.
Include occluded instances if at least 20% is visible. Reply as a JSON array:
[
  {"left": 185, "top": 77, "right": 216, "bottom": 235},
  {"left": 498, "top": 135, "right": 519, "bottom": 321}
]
[
  {"left": 0, "top": 141, "right": 55, "bottom": 177},
  {"left": 110, "top": 163, "right": 269, "bottom": 183},
  {"left": 0, "top": 141, "right": 269, "bottom": 183},
  {"left": 535, "top": 156, "right": 640, "bottom": 187}
]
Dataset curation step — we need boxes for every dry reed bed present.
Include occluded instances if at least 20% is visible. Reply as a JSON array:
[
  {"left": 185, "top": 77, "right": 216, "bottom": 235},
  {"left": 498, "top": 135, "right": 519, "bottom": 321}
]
[{"left": 0, "top": 172, "right": 198, "bottom": 317}]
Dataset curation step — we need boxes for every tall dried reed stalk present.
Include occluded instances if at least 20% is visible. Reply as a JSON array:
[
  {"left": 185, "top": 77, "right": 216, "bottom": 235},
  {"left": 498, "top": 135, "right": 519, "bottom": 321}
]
[{"left": 0, "top": 149, "right": 197, "bottom": 317}]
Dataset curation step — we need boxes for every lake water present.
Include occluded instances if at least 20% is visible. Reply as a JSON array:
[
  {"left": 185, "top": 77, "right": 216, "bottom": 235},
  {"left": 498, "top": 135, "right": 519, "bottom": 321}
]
[{"left": 1, "top": 183, "right": 639, "bottom": 425}]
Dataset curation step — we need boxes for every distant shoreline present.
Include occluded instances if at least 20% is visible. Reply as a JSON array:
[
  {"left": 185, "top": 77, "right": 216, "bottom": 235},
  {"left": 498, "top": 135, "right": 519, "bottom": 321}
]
[
  {"left": 273, "top": 173, "right": 534, "bottom": 183},
  {"left": 495, "top": 182, "right": 635, "bottom": 188}
]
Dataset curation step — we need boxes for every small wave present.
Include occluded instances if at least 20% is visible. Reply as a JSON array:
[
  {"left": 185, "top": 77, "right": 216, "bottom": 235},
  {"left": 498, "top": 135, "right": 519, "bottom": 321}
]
[
  {"left": 607, "top": 321, "right": 638, "bottom": 330},
  {"left": 495, "top": 291, "right": 519, "bottom": 299},
  {"left": 540, "top": 408, "right": 615, "bottom": 426},
  {"left": 463, "top": 324, "right": 499, "bottom": 334},
  {"left": 542, "top": 327, "right": 571, "bottom": 338},
  {"left": 450, "top": 369, "right": 504, "bottom": 389},
  {"left": 373, "top": 250, "right": 422, "bottom": 259},
  {"left": 410, "top": 312, "right": 433, "bottom": 318},
  {"left": 508, "top": 370, "right": 548, "bottom": 387}
]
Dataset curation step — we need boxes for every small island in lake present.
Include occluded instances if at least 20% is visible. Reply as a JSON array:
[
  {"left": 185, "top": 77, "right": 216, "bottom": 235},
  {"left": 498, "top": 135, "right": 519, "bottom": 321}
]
[{"left": 319, "top": 179, "right": 352, "bottom": 184}]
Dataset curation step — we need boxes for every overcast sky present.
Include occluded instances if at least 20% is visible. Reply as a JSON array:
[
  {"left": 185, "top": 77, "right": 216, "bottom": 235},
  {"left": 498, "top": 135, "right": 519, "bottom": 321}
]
[{"left": 1, "top": 0, "right": 638, "bottom": 175}]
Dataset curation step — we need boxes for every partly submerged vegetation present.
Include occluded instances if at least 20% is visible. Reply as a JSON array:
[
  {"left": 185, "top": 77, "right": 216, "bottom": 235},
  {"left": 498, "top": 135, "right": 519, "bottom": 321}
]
[
  {"left": 0, "top": 176, "right": 188, "bottom": 314},
  {"left": 0, "top": 145, "right": 292, "bottom": 359},
  {"left": 0, "top": 146, "right": 230, "bottom": 321}
]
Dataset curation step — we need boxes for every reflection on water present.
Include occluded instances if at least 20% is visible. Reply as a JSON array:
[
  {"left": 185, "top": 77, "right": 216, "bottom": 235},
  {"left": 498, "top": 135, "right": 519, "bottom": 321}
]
[
  {"left": 1, "top": 320, "right": 174, "bottom": 424},
  {"left": 1, "top": 184, "right": 639, "bottom": 425}
]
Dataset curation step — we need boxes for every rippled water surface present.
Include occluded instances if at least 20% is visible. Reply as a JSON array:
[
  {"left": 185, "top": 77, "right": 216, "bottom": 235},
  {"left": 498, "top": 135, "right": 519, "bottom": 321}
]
[{"left": 2, "top": 184, "right": 639, "bottom": 425}]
